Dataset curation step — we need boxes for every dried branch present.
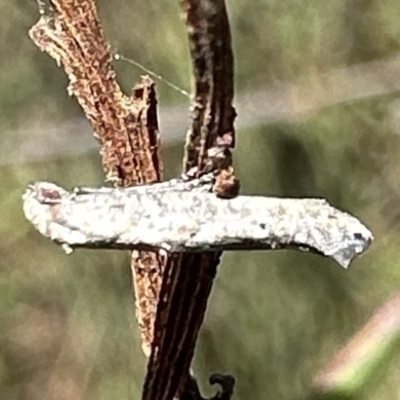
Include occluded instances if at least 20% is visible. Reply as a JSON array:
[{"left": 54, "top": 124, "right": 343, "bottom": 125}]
[
  {"left": 29, "top": 0, "right": 165, "bottom": 357},
  {"left": 181, "top": 0, "right": 236, "bottom": 174},
  {"left": 141, "top": 1, "right": 238, "bottom": 399},
  {"left": 30, "top": 1, "right": 162, "bottom": 187}
]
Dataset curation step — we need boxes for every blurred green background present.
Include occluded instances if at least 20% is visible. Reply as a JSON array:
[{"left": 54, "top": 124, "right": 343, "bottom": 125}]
[{"left": 1, "top": 0, "right": 400, "bottom": 399}]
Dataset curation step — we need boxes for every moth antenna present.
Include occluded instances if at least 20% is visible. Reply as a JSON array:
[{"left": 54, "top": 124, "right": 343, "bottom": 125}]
[{"left": 113, "top": 52, "right": 190, "bottom": 98}]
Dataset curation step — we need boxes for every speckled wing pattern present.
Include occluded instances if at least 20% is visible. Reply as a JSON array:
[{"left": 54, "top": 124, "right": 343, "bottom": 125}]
[{"left": 23, "top": 180, "right": 373, "bottom": 268}]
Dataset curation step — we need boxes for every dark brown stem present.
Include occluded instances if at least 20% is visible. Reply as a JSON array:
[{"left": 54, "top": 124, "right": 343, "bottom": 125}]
[
  {"left": 142, "top": 0, "right": 237, "bottom": 399},
  {"left": 181, "top": 0, "right": 236, "bottom": 173}
]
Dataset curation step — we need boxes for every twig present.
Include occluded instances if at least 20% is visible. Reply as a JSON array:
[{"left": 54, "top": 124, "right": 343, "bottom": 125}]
[
  {"left": 140, "top": 0, "right": 238, "bottom": 399},
  {"left": 29, "top": 0, "right": 166, "bottom": 358}
]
